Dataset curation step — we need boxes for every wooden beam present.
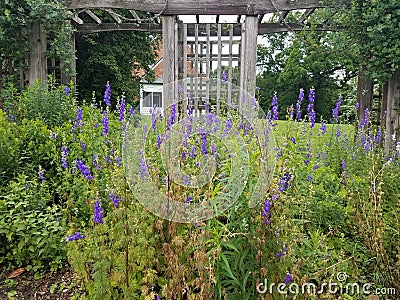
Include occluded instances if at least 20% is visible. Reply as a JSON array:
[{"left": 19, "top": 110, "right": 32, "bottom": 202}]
[
  {"left": 356, "top": 68, "right": 373, "bottom": 125},
  {"left": 241, "top": 16, "right": 258, "bottom": 101},
  {"left": 66, "top": 0, "right": 350, "bottom": 15},
  {"left": 299, "top": 8, "right": 315, "bottom": 23},
  {"left": 85, "top": 10, "right": 102, "bottom": 24},
  {"left": 74, "top": 21, "right": 337, "bottom": 35},
  {"left": 75, "top": 23, "right": 162, "bottom": 34},
  {"left": 162, "top": 16, "right": 176, "bottom": 112},
  {"left": 104, "top": 8, "right": 122, "bottom": 23},
  {"left": 129, "top": 10, "right": 141, "bottom": 22}
]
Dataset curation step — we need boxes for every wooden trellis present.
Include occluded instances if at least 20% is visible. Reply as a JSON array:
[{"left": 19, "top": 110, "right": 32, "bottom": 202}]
[{"left": 22, "top": 0, "right": 400, "bottom": 148}]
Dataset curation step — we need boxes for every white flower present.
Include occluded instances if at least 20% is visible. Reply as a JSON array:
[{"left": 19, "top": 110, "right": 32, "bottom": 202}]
[
  {"left": 392, "top": 134, "right": 396, "bottom": 141},
  {"left": 396, "top": 142, "right": 400, "bottom": 153}
]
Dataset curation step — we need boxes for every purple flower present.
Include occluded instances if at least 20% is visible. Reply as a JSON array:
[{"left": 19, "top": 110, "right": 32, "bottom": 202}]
[
  {"left": 307, "top": 175, "right": 313, "bottom": 182},
  {"left": 38, "top": 167, "right": 45, "bottom": 182},
  {"left": 105, "top": 156, "right": 112, "bottom": 164},
  {"left": 296, "top": 89, "right": 304, "bottom": 121},
  {"left": 139, "top": 154, "right": 150, "bottom": 179},
  {"left": 222, "top": 71, "right": 228, "bottom": 84},
  {"left": 129, "top": 106, "right": 134, "bottom": 117},
  {"left": 76, "top": 160, "right": 94, "bottom": 180},
  {"left": 307, "top": 89, "right": 316, "bottom": 128},
  {"left": 102, "top": 110, "right": 109, "bottom": 137},
  {"left": 341, "top": 159, "right": 347, "bottom": 171},
  {"left": 178, "top": 84, "right": 183, "bottom": 94},
  {"left": 104, "top": 82, "right": 111, "bottom": 106},
  {"left": 64, "top": 87, "right": 71, "bottom": 96},
  {"left": 67, "top": 232, "right": 86, "bottom": 241},
  {"left": 80, "top": 142, "right": 86, "bottom": 150},
  {"left": 71, "top": 107, "right": 84, "bottom": 134},
  {"left": 271, "top": 93, "right": 279, "bottom": 123},
  {"left": 94, "top": 198, "right": 103, "bottom": 224},
  {"left": 261, "top": 199, "right": 272, "bottom": 224},
  {"left": 355, "top": 102, "right": 360, "bottom": 110},
  {"left": 119, "top": 95, "right": 126, "bottom": 122},
  {"left": 151, "top": 105, "right": 158, "bottom": 133},
  {"left": 319, "top": 122, "right": 327, "bottom": 136},
  {"left": 332, "top": 98, "right": 342, "bottom": 123},
  {"left": 224, "top": 118, "right": 233, "bottom": 136},
  {"left": 278, "top": 173, "right": 291, "bottom": 193},
  {"left": 93, "top": 154, "right": 100, "bottom": 170},
  {"left": 61, "top": 146, "right": 69, "bottom": 169},
  {"left": 157, "top": 134, "right": 162, "bottom": 149},
  {"left": 167, "top": 103, "right": 177, "bottom": 130},
  {"left": 201, "top": 133, "right": 208, "bottom": 155},
  {"left": 359, "top": 108, "right": 370, "bottom": 130},
  {"left": 289, "top": 137, "right": 296, "bottom": 145},
  {"left": 51, "top": 132, "right": 57, "bottom": 140},
  {"left": 109, "top": 192, "right": 122, "bottom": 207},
  {"left": 284, "top": 273, "right": 292, "bottom": 284},
  {"left": 184, "top": 196, "right": 193, "bottom": 204},
  {"left": 116, "top": 156, "right": 122, "bottom": 167}
]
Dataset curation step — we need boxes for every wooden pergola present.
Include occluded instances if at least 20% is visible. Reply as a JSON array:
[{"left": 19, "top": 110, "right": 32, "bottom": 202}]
[{"left": 27, "top": 0, "right": 399, "bottom": 148}]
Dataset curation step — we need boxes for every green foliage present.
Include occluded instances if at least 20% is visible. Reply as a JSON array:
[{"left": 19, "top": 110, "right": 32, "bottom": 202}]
[
  {"left": 345, "top": 0, "right": 400, "bottom": 81},
  {"left": 75, "top": 30, "right": 157, "bottom": 104},
  {"left": 256, "top": 28, "right": 357, "bottom": 120},
  {"left": 4, "top": 78, "right": 76, "bottom": 127},
  {"left": 0, "top": 0, "right": 74, "bottom": 88},
  {"left": 0, "top": 174, "right": 66, "bottom": 274}
]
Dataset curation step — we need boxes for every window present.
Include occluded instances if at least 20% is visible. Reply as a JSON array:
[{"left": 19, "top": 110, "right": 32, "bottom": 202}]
[{"left": 143, "top": 92, "right": 162, "bottom": 108}]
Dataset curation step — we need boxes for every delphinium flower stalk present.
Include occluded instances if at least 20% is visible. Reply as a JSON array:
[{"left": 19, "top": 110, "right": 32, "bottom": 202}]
[
  {"left": 76, "top": 160, "right": 94, "bottom": 180},
  {"left": 271, "top": 93, "right": 279, "bottom": 126},
  {"left": 61, "top": 146, "right": 69, "bottom": 169},
  {"left": 167, "top": 103, "right": 177, "bottom": 130},
  {"left": 109, "top": 192, "right": 122, "bottom": 207},
  {"left": 93, "top": 154, "right": 100, "bottom": 170},
  {"left": 332, "top": 98, "right": 342, "bottom": 123},
  {"left": 222, "top": 71, "right": 228, "bottom": 84},
  {"left": 71, "top": 107, "right": 84, "bottom": 134},
  {"left": 103, "top": 81, "right": 111, "bottom": 106},
  {"left": 319, "top": 121, "right": 327, "bottom": 136},
  {"left": 38, "top": 166, "right": 45, "bottom": 183},
  {"left": 151, "top": 105, "right": 158, "bottom": 133},
  {"left": 296, "top": 88, "right": 304, "bottom": 121},
  {"left": 119, "top": 95, "right": 126, "bottom": 122},
  {"left": 102, "top": 110, "right": 109, "bottom": 137},
  {"left": 307, "top": 89, "right": 316, "bottom": 128},
  {"left": 93, "top": 198, "right": 103, "bottom": 224},
  {"left": 67, "top": 232, "right": 86, "bottom": 241},
  {"left": 200, "top": 133, "right": 208, "bottom": 155}
]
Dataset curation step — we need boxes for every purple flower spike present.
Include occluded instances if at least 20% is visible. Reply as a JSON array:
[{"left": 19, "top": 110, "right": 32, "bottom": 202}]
[
  {"left": 61, "top": 146, "right": 69, "bottom": 169},
  {"left": 94, "top": 198, "right": 103, "bottom": 224},
  {"left": 284, "top": 273, "right": 292, "bottom": 284},
  {"left": 119, "top": 95, "right": 126, "bottom": 122},
  {"left": 332, "top": 98, "right": 342, "bottom": 123},
  {"left": 103, "top": 82, "right": 111, "bottom": 106},
  {"left": 102, "top": 110, "right": 109, "bottom": 137},
  {"left": 307, "top": 89, "right": 316, "bottom": 128},
  {"left": 296, "top": 88, "right": 304, "bottom": 121},
  {"left": 271, "top": 93, "right": 279, "bottom": 123}
]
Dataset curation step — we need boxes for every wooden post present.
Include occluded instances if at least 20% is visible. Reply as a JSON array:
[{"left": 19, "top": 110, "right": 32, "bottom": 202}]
[
  {"left": 162, "top": 16, "right": 176, "bottom": 113},
  {"left": 356, "top": 67, "right": 373, "bottom": 124},
  {"left": 28, "top": 22, "right": 47, "bottom": 86},
  {"left": 240, "top": 16, "right": 258, "bottom": 109},
  {"left": 384, "top": 69, "right": 400, "bottom": 151}
]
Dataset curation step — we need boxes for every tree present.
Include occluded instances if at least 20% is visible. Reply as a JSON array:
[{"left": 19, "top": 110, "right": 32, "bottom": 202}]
[
  {"left": 256, "top": 9, "right": 359, "bottom": 120},
  {"left": 75, "top": 30, "right": 157, "bottom": 105},
  {"left": 0, "top": 0, "right": 73, "bottom": 90}
]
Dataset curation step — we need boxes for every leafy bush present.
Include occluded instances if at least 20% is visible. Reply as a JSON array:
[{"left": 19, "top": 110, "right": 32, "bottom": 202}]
[{"left": 0, "top": 174, "right": 66, "bottom": 274}]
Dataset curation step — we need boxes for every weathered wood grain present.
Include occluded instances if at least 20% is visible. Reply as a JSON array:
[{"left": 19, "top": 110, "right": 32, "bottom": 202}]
[{"left": 65, "top": 0, "right": 350, "bottom": 15}]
